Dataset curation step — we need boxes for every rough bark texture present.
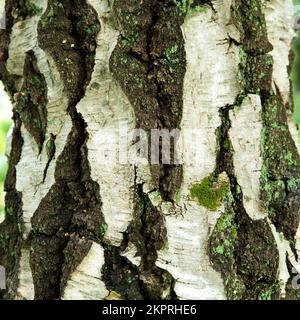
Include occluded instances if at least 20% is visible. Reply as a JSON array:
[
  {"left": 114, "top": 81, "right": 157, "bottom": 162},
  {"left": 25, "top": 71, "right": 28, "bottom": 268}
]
[{"left": 0, "top": 0, "right": 300, "bottom": 300}]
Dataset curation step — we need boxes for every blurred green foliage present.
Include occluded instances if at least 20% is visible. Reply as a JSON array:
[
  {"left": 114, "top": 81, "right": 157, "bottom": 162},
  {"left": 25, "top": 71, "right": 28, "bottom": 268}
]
[
  {"left": 0, "top": 119, "right": 10, "bottom": 219},
  {"left": 293, "top": 0, "right": 300, "bottom": 125}
]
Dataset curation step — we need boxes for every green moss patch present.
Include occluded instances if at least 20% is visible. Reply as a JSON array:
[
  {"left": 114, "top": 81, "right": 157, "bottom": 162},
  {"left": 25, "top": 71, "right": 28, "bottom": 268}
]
[{"left": 190, "top": 174, "right": 229, "bottom": 210}]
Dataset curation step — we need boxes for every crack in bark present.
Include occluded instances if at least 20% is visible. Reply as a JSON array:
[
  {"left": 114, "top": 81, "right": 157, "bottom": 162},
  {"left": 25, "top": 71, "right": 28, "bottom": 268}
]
[
  {"left": 42, "top": 134, "right": 56, "bottom": 183},
  {"left": 124, "top": 181, "right": 176, "bottom": 299}
]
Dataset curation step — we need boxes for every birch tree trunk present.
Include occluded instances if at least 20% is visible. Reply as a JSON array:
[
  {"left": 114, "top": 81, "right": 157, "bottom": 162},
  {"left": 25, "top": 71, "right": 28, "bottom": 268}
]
[{"left": 0, "top": 0, "right": 300, "bottom": 300}]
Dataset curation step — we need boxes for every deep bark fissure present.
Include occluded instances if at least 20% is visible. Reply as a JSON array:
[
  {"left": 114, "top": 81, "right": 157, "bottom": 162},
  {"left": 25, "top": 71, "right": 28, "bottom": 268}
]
[
  {"left": 110, "top": 0, "right": 186, "bottom": 201},
  {"left": 146, "top": 2, "right": 182, "bottom": 204},
  {"left": 38, "top": 0, "right": 100, "bottom": 105},
  {"left": 124, "top": 182, "right": 177, "bottom": 300},
  {"left": 102, "top": 243, "right": 144, "bottom": 300}
]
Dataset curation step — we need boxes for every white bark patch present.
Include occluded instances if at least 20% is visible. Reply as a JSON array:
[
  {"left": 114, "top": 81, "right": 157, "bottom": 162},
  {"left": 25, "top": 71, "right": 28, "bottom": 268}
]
[
  {"left": 264, "top": 0, "right": 295, "bottom": 107},
  {"left": 13, "top": 12, "right": 72, "bottom": 240},
  {"left": 16, "top": 120, "right": 71, "bottom": 238},
  {"left": 62, "top": 242, "right": 109, "bottom": 300},
  {"left": 7, "top": 18, "right": 40, "bottom": 76},
  {"left": 156, "top": 6, "right": 240, "bottom": 300},
  {"left": 229, "top": 95, "right": 266, "bottom": 220},
  {"left": 213, "top": 0, "right": 241, "bottom": 43},
  {"left": 269, "top": 221, "right": 300, "bottom": 297},
  {"left": 77, "top": 0, "right": 136, "bottom": 247},
  {"left": 156, "top": 205, "right": 225, "bottom": 300},
  {"left": 15, "top": 249, "right": 34, "bottom": 300},
  {"left": 269, "top": 223, "right": 290, "bottom": 297},
  {"left": 121, "top": 242, "right": 141, "bottom": 268},
  {"left": 7, "top": 0, "right": 47, "bottom": 89}
]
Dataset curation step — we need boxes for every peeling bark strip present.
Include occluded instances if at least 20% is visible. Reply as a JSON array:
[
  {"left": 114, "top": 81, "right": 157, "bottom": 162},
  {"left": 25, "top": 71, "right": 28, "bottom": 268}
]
[{"left": 0, "top": 0, "right": 300, "bottom": 301}]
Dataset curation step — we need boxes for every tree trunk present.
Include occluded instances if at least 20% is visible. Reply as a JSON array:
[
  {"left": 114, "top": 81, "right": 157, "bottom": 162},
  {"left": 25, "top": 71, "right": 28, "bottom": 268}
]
[{"left": 0, "top": 0, "right": 300, "bottom": 300}]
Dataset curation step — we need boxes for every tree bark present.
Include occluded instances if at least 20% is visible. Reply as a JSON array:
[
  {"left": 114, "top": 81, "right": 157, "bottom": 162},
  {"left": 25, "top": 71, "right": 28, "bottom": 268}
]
[{"left": 0, "top": 0, "right": 300, "bottom": 300}]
